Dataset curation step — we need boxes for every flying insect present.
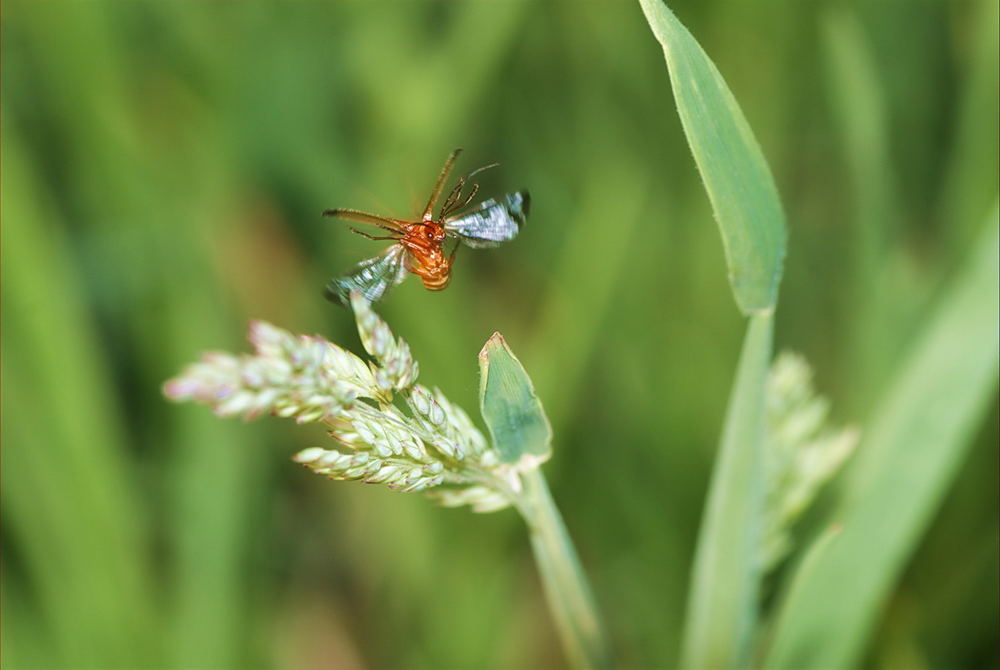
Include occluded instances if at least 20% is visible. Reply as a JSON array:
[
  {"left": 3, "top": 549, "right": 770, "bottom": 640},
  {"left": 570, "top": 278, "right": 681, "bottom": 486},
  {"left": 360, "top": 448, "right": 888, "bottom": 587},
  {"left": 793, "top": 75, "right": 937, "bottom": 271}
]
[{"left": 323, "top": 149, "right": 528, "bottom": 304}]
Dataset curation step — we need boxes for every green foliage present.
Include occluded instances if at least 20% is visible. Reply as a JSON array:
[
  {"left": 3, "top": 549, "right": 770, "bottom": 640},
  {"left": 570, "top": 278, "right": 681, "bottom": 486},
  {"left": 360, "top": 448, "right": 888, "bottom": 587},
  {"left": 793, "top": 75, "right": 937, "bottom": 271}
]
[
  {"left": 2, "top": 137, "right": 156, "bottom": 670},
  {"left": 637, "top": 0, "right": 786, "bottom": 314},
  {"left": 479, "top": 333, "right": 553, "bottom": 467},
  {"left": 2, "top": 1, "right": 997, "bottom": 669},
  {"left": 637, "top": 4, "right": 996, "bottom": 670},
  {"left": 764, "top": 209, "right": 999, "bottom": 669},
  {"left": 635, "top": 3, "right": 788, "bottom": 667}
]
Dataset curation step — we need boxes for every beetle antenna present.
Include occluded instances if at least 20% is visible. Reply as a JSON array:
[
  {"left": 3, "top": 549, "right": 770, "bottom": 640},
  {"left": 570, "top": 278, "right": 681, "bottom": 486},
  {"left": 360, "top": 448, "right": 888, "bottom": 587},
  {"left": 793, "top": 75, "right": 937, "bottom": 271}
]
[{"left": 422, "top": 148, "right": 462, "bottom": 221}]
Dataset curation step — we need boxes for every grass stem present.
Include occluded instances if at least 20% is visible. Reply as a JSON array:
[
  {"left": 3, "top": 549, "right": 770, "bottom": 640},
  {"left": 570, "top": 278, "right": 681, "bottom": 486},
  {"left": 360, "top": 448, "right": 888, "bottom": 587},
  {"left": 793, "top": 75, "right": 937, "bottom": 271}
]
[{"left": 515, "top": 468, "right": 612, "bottom": 670}]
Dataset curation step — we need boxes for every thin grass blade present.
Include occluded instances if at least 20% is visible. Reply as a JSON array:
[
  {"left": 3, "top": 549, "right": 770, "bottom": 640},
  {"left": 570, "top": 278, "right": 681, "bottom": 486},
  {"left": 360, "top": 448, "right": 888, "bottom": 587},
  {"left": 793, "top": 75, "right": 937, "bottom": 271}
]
[
  {"left": 680, "top": 312, "right": 773, "bottom": 669},
  {"left": 821, "top": 8, "right": 907, "bottom": 411}
]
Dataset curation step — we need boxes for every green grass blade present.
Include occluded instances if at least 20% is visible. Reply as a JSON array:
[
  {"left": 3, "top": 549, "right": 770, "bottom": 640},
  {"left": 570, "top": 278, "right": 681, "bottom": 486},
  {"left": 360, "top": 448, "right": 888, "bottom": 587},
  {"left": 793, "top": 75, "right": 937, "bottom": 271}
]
[
  {"left": 763, "top": 204, "right": 1000, "bottom": 669},
  {"left": 820, "top": 8, "right": 905, "bottom": 410},
  {"left": 822, "top": 8, "right": 897, "bottom": 246},
  {"left": 1, "top": 139, "right": 157, "bottom": 668},
  {"left": 937, "top": 0, "right": 1000, "bottom": 255},
  {"left": 757, "top": 523, "right": 843, "bottom": 659},
  {"left": 680, "top": 312, "right": 773, "bottom": 669},
  {"left": 637, "top": 0, "right": 786, "bottom": 314}
]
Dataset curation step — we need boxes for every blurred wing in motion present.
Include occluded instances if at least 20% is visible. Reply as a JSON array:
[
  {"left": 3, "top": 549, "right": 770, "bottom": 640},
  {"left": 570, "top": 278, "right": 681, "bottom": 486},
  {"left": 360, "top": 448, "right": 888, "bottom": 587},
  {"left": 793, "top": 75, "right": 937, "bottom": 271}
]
[
  {"left": 444, "top": 191, "right": 529, "bottom": 248},
  {"left": 325, "top": 245, "right": 409, "bottom": 305}
]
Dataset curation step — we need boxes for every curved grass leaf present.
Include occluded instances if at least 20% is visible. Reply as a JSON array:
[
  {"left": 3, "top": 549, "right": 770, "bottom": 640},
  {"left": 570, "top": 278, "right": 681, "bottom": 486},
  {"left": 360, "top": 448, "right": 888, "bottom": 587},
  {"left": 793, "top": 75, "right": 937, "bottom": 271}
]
[
  {"left": 637, "top": 0, "right": 786, "bottom": 314},
  {"left": 763, "top": 204, "right": 1000, "bottom": 669},
  {"left": 680, "top": 312, "right": 773, "bottom": 669}
]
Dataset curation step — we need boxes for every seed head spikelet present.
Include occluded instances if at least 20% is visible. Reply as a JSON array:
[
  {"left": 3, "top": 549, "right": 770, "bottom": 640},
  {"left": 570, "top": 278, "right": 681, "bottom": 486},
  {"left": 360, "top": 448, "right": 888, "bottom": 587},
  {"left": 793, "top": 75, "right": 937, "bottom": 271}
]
[
  {"left": 164, "top": 292, "right": 510, "bottom": 507},
  {"left": 761, "top": 352, "right": 860, "bottom": 570}
]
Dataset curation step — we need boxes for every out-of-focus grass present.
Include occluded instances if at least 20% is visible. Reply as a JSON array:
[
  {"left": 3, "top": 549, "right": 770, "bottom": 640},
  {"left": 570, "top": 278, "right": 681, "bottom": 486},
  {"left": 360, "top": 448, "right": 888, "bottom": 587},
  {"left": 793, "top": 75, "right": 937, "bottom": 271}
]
[
  {"left": 1, "top": 1, "right": 997, "bottom": 669},
  {"left": 764, "top": 208, "right": 999, "bottom": 670}
]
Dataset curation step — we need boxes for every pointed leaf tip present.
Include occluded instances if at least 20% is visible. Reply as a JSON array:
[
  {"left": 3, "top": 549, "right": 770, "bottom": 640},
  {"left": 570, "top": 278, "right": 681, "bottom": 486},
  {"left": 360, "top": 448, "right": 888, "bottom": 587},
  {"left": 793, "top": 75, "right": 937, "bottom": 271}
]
[
  {"left": 479, "top": 332, "right": 506, "bottom": 360},
  {"left": 478, "top": 333, "right": 552, "bottom": 468}
]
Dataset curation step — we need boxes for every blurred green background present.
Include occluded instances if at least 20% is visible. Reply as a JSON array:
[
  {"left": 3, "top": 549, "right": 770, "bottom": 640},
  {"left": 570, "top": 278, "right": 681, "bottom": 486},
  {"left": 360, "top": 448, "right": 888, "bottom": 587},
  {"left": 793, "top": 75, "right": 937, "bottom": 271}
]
[{"left": 2, "top": 1, "right": 997, "bottom": 669}]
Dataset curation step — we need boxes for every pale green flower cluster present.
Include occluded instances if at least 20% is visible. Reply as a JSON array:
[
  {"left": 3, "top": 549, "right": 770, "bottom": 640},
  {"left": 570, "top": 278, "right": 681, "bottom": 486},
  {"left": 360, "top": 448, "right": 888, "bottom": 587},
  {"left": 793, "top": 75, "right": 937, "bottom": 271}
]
[
  {"left": 762, "top": 352, "right": 860, "bottom": 570},
  {"left": 164, "top": 293, "right": 512, "bottom": 508}
]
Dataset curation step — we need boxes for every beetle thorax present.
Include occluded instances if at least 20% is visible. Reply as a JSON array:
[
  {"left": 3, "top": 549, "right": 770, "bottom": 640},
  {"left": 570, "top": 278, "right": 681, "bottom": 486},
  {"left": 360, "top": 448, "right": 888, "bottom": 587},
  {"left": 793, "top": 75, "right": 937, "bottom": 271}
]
[{"left": 403, "top": 221, "right": 446, "bottom": 249}]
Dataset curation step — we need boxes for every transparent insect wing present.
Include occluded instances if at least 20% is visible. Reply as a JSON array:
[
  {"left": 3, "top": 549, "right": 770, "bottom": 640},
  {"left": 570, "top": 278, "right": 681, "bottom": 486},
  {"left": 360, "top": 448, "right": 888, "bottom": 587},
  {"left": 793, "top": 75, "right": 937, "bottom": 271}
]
[
  {"left": 444, "top": 191, "right": 529, "bottom": 248},
  {"left": 325, "top": 245, "right": 409, "bottom": 305}
]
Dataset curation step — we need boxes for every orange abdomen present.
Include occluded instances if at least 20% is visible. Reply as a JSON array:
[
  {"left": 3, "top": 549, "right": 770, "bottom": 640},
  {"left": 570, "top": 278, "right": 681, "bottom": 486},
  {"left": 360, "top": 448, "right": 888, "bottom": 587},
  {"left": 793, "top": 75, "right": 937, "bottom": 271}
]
[
  {"left": 419, "top": 270, "right": 451, "bottom": 291},
  {"left": 404, "top": 240, "right": 452, "bottom": 291}
]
